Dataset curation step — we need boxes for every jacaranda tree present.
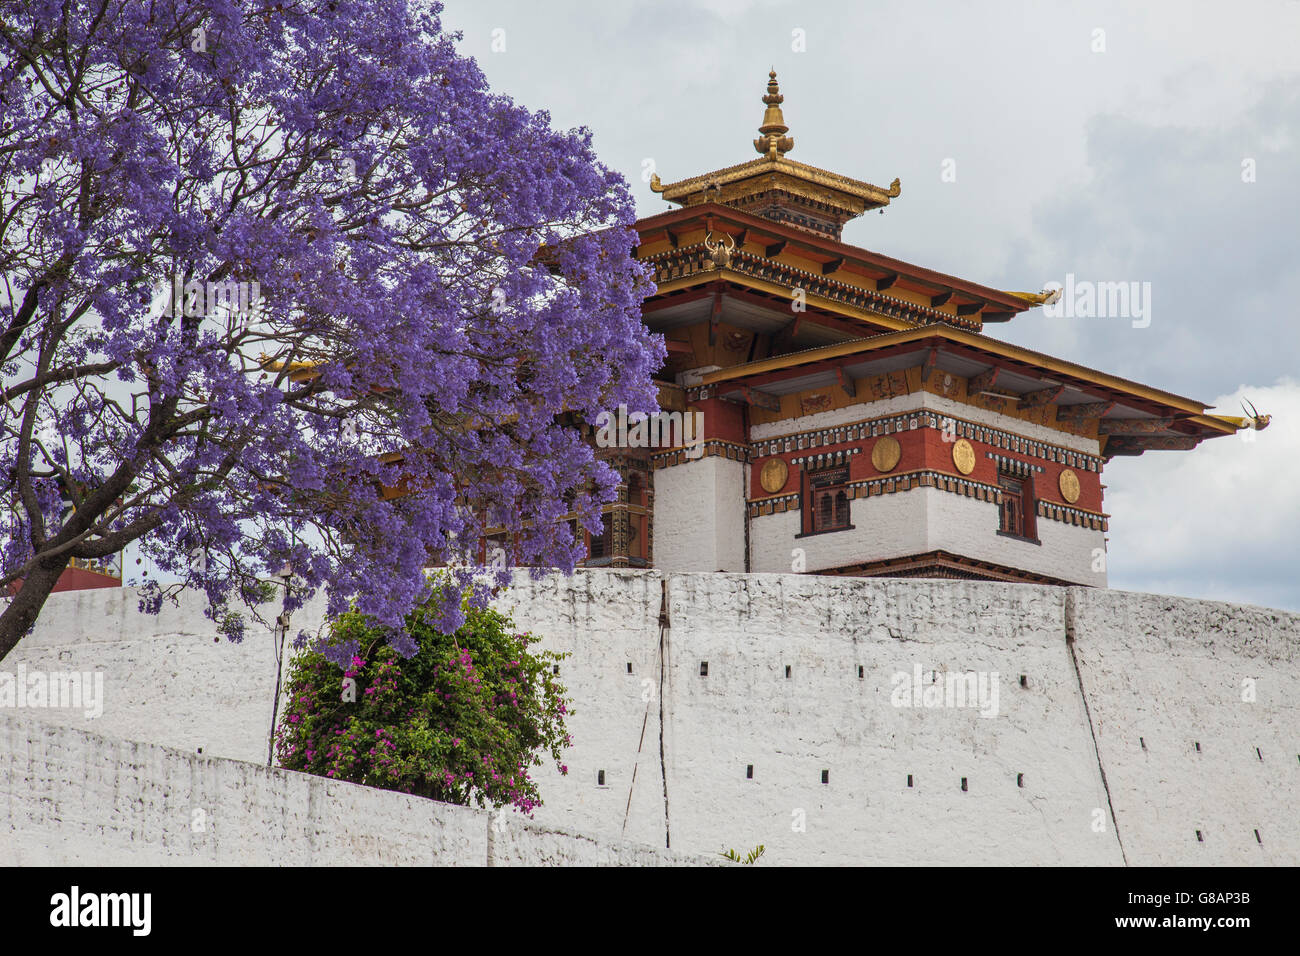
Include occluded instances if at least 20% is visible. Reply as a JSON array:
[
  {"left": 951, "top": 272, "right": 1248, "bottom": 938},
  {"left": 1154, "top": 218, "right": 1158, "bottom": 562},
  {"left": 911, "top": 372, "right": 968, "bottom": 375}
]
[{"left": 0, "top": 0, "right": 662, "bottom": 660}]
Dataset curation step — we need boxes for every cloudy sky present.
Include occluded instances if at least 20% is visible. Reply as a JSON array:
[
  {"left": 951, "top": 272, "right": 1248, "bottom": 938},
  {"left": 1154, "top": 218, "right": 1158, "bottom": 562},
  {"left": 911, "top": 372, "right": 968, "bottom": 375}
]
[{"left": 439, "top": 0, "right": 1300, "bottom": 610}]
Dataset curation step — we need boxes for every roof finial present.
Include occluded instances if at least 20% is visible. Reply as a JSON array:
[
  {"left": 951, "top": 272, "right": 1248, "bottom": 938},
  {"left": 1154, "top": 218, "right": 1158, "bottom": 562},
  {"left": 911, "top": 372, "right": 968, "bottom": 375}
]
[{"left": 754, "top": 68, "right": 794, "bottom": 158}]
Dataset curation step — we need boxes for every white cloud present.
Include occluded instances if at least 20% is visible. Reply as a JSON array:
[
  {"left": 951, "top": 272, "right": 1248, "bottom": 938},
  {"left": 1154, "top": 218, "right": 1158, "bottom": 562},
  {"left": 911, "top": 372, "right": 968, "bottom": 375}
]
[{"left": 1104, "top": 377, "right": 1300, "bottom": 610}]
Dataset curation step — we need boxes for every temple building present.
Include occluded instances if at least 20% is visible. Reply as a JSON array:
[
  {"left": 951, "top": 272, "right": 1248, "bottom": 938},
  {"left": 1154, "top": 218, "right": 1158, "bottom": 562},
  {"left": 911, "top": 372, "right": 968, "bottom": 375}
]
[{"left": 579, "top": 71, "right": 1267, "bottom": 585}]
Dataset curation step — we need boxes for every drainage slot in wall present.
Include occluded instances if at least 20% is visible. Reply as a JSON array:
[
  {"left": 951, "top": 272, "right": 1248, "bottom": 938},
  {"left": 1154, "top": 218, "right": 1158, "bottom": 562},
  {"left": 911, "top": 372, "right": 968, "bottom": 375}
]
[
  {"left": 1195, "top": 742, "right": 1201, "bottom": 753},
  {"left": 1255, "top": 829, "right": 1262, "bottom": 844},
  {"left": 597, "top": 770, "right": 605, "bottom": 786},
  {"left": 1017, "top": 773, "right": 1024, "bottom": 788},
  {"left": 1256, "top": 747, "right": 1263, "bottom": 761},
  {"left": 907, "top": 774, "right": 913, "bottom": 788},
  {"left": 858, "top": 665, "right": 864, "bottom": 679},
  {"left": 785, "top": 665, "right": 791, "bottom": 679},
  {"left": 746, "top": 765, "right": 753, "bottom": 779},
  {"left": 1140, "top": 737, "right": 1146, "bottom": 750},
  {"left": 1019, "top": 675, "right": 1027, "bottom": 688},
  {"left": 961, "top": 777, "right": 968, "bottom": 792},
  {"left": 626, "top": 662, "right": 632, "bottom": 674},
  {"left": 1196, "top": 830, "right": 1204, "bottom": 842},
  {"left": 699, "top": 661, "right": 708, "bottom": 677},
  {"left": 821, "top": 770, "right": 829, "bottom": 784}
]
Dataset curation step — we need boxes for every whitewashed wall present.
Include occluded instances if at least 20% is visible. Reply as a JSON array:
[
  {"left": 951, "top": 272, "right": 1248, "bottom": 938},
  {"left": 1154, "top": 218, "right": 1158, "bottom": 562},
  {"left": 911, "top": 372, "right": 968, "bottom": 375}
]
[
  {"left": 926, "top": 489, "right": 1107, "bottom": 585},
  {"left": 652, "top": 457, "right": 746, "bottom": 571},
  {"left": 0, "top": 711, "right": 716, "bottom": 866},
  {"left": 3, "top": 571, "right": 1297, "bottom": 865},
  {"left": 749, "top": 489, "right": 1107, "bottom": 584},
  {"left": 749, "top": 494, "right": 929, "bottom": 574},
  {"left": 1067, "top": 588, "right": 1300, "bottom": 864}
]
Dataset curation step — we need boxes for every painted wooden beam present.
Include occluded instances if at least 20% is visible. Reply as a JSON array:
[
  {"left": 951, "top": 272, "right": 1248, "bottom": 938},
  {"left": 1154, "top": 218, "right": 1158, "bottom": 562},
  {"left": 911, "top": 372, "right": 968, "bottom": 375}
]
[
  {"left": 1017, "top": 384, "right": 1065, "bottom": 410},
  {"left": 1056, "top": 401, "right": 1115, "bottom": 422},
  {"left": 722, "top": 386, "right": 781, "bottom": 412},
  {"left": 920, "top": 346, "right": 940, "bottom": 385},
  {"left": 1098, "top": 417, "right": 1176, "bottom": 434},
  {"left": 967, "top": 366, "right": 1001, "bottom": 394}
]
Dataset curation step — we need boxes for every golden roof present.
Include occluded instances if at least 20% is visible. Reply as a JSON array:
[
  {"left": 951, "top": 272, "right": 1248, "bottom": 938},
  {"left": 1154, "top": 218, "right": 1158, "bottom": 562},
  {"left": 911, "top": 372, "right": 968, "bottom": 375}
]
[{"left": 648, "top": 71, "right": 900, "bottom": 237}]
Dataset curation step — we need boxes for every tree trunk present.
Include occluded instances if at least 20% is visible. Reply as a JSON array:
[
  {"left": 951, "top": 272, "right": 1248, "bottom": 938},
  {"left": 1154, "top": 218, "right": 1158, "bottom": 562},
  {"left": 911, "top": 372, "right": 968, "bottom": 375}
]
[{"left": 0, "top": 555, "right": 71, "bottom": 663}]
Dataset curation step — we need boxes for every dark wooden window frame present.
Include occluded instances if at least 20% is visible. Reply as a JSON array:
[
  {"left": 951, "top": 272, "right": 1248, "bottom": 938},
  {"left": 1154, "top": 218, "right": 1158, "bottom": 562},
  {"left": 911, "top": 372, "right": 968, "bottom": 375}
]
[
  {"left": 996, "top": 470, "right": 1040, "bottom": 545},
  {"left": 797, "top": 464, "right": 854, "bottom": 537}
]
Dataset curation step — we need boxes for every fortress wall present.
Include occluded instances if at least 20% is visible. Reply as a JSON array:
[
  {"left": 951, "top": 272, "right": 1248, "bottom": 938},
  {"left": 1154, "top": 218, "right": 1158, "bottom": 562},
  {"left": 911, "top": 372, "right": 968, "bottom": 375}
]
[
  {"left": 3, "top": 584, "right": 329, "bottom": 766},
  {"left": 489, "top": 570, "right": 667, "bottom": 849},
  {"left": 0, "top": 711, "right": 714, "bottom": 866},
  {"left": 1066, "top": 588, "right": 1300, "bottom": 865},
  {"left": 3, "top": 572, "right": 1297, "bottom": 865},
  {"left": 1, "top": 710, "right": 484, "bottom": 865},
  {"left": 654, "top": 574, "right": 1122, "bottom": 865}
]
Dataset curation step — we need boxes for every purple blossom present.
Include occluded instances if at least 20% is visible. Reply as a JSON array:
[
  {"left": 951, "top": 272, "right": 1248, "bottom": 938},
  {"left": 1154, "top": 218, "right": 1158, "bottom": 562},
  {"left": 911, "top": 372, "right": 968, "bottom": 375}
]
[{"left": 0, "top": 0, "right": 662, "bottom": 659}]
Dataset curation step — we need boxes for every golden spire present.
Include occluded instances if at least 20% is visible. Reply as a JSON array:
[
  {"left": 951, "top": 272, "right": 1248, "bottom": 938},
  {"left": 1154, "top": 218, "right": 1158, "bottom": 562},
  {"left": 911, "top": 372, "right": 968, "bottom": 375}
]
[{"left": 754, "top": 68, "right": 794, "bottom": 158}]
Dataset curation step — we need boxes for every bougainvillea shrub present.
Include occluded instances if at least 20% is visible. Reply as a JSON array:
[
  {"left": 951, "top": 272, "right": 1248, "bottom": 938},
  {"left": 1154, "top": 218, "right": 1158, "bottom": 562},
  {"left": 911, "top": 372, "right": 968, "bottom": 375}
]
[{"left": 275, "top": 576, "right": 572, "bottom": 814}]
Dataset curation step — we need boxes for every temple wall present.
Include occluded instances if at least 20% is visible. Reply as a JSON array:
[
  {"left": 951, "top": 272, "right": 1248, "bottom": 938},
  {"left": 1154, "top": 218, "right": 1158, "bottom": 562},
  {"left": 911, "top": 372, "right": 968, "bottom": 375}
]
[
  {"left": 4, "top": 572, "right": 1297, "bottom": 865},
  {"left": 748, "top": 494, "right": 929, "bottom": 574},
  {"left": 749, "top": 390, "right": 1103, "bottom": 456},
  {"left": 925, "top": 489, "right": 1108, "bottom": 585},
  {"left": 746, "top": 488, "right": 1105, "bottom": 584},
  {"left": 652, "top": 456, "right": 746, "bottom": 571}
]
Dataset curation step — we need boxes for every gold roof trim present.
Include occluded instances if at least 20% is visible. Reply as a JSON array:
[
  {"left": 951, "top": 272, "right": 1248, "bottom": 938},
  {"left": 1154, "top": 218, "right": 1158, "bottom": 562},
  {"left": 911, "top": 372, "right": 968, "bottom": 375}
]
[
  {"left": 649, "top": 70, "right": 899, "bottom": 209},
  {"left": 650, "top": 155, "right": 899, "bottom": 206},
  {"left": 754, "top": 68, "right": 794, "bottom": 158}
]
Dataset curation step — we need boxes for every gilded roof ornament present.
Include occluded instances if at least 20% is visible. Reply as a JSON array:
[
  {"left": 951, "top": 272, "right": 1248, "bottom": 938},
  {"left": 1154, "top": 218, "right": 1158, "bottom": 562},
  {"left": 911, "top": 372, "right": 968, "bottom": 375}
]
[{"left": 754, "top": 69, "right": 794, "bottom": 158}]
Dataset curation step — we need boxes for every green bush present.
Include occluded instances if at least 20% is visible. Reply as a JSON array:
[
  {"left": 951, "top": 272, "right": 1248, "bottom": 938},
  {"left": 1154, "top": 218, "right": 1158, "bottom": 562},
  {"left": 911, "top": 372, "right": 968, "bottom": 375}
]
[{"left": 274, "top": 575, "right": 572, "bottom": 815}]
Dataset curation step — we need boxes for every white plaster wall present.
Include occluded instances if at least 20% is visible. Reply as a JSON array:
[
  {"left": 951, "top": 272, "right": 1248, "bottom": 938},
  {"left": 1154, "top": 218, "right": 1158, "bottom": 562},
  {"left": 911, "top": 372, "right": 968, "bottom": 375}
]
[
  {"left": 652, "top": 456, "right": 746, "bottom": 571},
  {"left": 0, "top": 711, "right": 715, "bottom": 866},
  {"left": 749, "top": 390, "right": 1102, "bottom": 456},
  {"left": 749, "top": 489, "right": 1105, "bottom": 585},
  {"left": 657, "top": 574, "right": 1123, "bottom": 866},
  {"left": 1067, "top": 588, "right": 1300, "bottom": 865},
  {"left": 4, "top": 572, "right": 1297, "bottom": 866},
  {"left": 3, "top": 584, "right": 328, "bottom": 765},
  {"left": 925, "top": 489, "right": 1107, "bottom": 585},
  {"left": 748, "top": 494, "right": 929, "bottom": 574},
  {"left": 489, "top": 570, "right": 668, "bottom": 848}
]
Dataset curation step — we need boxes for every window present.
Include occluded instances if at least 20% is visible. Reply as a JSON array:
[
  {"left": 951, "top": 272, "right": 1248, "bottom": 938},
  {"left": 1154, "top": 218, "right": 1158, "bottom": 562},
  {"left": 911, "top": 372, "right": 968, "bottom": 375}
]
[
  {"left": 805, "top": 466, "right": 852, "bottom": 534},
  {"left": 997, "top": 471, "right": 1037, "bottom": 541},
  {"left": 588, "top": 512, "right": 614, "bottom": 560},
  {"left": 999, "top": 476, "right": 1024, "bottom": 536}
]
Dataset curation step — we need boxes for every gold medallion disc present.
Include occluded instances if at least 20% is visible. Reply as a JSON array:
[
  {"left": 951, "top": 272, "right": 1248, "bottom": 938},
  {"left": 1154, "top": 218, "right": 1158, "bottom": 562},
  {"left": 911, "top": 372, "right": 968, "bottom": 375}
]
[
  {"left": 760, "top": 457, "right": 789, "bottom": 494},
  {"left": 952, "top": 438, "right": 976, "bottom": 475},
  {"left": 1059, "top": 468, "right": 1081, "bottom": 504},
  {"left": 871, "top": 436, "right": 902, "bottom": 473}
]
